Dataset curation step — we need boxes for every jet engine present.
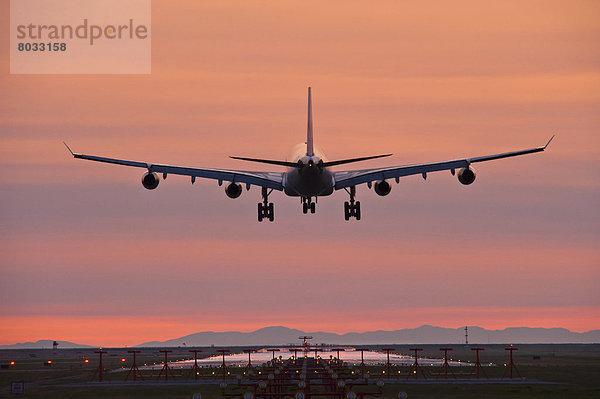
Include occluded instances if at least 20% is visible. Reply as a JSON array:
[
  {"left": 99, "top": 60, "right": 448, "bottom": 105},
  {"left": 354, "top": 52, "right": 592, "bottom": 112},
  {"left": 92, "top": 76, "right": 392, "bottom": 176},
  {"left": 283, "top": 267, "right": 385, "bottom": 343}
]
[
  {"left": 225, "top": 182, "right": 243, "bottom": 199},
  {"left": 374, "top": 180, "right": 392, "bottom": 196},
  {"left": 141, "top": 171, "right": 160, "bottom": 190},
  {"left": 457, "top": 167, "right": 476, "bottom": 185}
]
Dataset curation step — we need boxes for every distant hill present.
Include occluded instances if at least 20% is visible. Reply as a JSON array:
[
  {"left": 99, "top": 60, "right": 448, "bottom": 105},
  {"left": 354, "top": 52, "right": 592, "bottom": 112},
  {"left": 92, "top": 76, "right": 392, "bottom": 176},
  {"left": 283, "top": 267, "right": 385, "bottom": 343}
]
[
  {"left": 2, "top": 326, "right": 596, "bottom": 349},
  {"left": 136, "top": 325, "right": 600, "bottom": 347},
  {"left": 0, "top": 339, "right": 94, "bottom": 349}
]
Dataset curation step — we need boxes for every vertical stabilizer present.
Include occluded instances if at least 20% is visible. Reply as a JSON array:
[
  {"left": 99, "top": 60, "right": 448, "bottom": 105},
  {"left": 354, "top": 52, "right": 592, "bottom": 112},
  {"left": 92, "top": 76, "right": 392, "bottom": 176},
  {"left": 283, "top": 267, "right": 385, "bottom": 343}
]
[{"left": 306, "top": 87, "right": 314, "bottom": 156}]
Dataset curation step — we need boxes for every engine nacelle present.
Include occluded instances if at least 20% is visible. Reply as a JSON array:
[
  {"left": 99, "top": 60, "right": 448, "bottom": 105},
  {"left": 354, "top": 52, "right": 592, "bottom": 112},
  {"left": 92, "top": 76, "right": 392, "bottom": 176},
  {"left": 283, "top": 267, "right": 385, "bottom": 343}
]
[
  {"left": 374, "top": 180, "right": 392, "bottom": 196},
  {"left": 225, "top": 182, "right": 243, "bottom": 199},
  {"left": 457, "top": 167, "right": 476, "bottom": 185},
  {"left": 141, "top": 171, "right": 160, "bottom": 190}
]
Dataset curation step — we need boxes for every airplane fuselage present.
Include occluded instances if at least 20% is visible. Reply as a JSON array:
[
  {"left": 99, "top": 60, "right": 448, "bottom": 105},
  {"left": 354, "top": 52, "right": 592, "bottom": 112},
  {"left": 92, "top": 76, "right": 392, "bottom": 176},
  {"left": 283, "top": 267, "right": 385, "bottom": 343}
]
[{"left": 283, "top": 143, "right": 334, "bottom": 197}]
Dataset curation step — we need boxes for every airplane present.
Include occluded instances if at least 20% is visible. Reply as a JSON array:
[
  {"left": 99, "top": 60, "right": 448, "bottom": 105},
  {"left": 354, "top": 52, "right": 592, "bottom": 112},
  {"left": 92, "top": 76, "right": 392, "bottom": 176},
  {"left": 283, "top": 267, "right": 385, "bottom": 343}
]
[{"left": 64, "top": 87, "right": 554, "bottom": 222}]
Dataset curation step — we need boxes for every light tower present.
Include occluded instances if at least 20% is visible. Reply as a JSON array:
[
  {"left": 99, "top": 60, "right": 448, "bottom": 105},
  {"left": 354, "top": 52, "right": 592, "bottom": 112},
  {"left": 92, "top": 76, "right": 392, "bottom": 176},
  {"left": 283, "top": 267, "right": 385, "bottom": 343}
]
[
  {"left": 470, "top": 347, "right": 487, "bottom": 379},
  {"left": 381, "top": 348, "right": 395, "bottom": 377},
  {"left": 157, "top": 350, "right": 173, "bottom": 381},
  {"left": 91, "top": 349, "right": 107, "bottom": 382},
  {"left": 439, "top": 348, "right": 456, "bottom": 379},
  {"left": 125, "top": 350, "right": 143, "bottom": 381},
  {"left": 407, "top": 348, "right": 426, "bottom": 380},
  {"left": 243, "top": 349, "right": 255, "bottom": 369},
  {"left": 289, "top": 348, "right": 301, "bottom": 360},
  {"left": 298, "top": 336, "right": 313, "bottom": 355},
  {"left": 354, "top": 348, "right": 370, "bottom": 379},
  {"left": 189, "top": 349, "right": 203, "bottom": 380},
  {"left": 266, "top": 348, "right": 280, "bottom": 360},
  {"left": 331, "top": 348, "right": 345, "bottom": 362},
  {"left": 503, "top": 346, "right": 521, "bottom": 379},
  {"left": 217, "top": 349, "right": 230, "bottom": 381}
]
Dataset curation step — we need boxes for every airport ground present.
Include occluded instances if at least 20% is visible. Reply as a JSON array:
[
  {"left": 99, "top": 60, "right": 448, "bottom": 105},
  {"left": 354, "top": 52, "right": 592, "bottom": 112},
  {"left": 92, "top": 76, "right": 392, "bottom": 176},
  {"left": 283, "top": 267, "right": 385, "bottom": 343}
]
[{"left": 1, "top": 344, "right": 599, "bottom": 398}]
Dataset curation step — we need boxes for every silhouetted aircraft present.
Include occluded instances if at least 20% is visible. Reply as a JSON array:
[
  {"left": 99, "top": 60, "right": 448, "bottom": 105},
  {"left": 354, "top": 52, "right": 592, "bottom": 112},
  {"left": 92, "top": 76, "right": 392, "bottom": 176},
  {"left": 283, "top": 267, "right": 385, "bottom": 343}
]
[{"left": 65, "top": 87, "right": 553, "bottom": 222}]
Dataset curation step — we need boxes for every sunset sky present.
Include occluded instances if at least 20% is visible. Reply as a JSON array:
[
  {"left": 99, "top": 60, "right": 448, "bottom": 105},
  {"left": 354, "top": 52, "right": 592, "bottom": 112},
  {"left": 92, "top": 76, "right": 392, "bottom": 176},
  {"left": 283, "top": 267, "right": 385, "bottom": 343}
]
[{"left": 1, "top": 1, "right": 599, "bottom": 347}]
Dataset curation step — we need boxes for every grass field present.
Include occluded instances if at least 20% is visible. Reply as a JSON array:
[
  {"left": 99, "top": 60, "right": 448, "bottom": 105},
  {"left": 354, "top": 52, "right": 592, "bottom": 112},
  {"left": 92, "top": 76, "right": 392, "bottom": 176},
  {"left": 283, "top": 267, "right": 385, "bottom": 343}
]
[{"left": 1, "top": 344, "right": 599, "bottom": 398}]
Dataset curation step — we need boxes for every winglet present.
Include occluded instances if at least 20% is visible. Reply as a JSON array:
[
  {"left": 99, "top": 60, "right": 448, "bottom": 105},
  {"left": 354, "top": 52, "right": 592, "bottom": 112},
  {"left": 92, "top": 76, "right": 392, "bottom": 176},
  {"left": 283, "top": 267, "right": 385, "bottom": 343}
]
[
  {"left": 63, "top": 141, "right": 75, "bottom": 156},
  {"left": 543, "top": 135, "right": 555, "bottom": 149}
]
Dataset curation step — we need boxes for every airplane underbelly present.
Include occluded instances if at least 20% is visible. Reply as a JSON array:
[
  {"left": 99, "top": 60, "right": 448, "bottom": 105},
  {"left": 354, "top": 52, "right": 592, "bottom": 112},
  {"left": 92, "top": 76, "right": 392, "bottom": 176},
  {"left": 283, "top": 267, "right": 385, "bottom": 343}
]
[{"left": 284, "top": 168, "right": 334, "bottom": 197}]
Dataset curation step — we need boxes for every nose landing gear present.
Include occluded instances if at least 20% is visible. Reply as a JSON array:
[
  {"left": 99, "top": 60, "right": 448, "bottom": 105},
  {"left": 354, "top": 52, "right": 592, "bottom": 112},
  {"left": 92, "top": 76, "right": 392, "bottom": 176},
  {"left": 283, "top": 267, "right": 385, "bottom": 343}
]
[
  {"left": 258, "top": 187, "right": 274, "bottom": 222},
  {"left": 302, "top": 197, "right": 316, "bottom": 214},
  {"left": 344, "top": 186, "right": 361, "bottom": 220}
]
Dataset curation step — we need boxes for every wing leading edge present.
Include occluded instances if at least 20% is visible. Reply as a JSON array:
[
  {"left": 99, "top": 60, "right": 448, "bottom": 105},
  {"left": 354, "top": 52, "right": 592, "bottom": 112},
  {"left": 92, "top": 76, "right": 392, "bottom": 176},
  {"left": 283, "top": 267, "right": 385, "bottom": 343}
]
[
  {"left": 333, "top": 136, "right": 554, "bottom": 190},
  {"left": 64, "top": 143, "right": 284, "bottom": 190}
]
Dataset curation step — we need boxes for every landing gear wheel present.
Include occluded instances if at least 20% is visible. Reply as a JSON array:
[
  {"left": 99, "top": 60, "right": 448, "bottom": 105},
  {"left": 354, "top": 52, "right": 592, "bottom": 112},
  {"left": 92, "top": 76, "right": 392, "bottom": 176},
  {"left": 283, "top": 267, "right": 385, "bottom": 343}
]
[
  {"left": 302, "top": 197, "right": 317, "bottom": 215},
  {"left": 268, "top": 203, "right": 274, "bottom": 222},
  {"left": 258, "top": 187, "right": 274, "bottom": 222},
  {"left": 343, "top": 186, "right": 361, "bottom": 221},
  {"left": 258, "top": 203, "right": 264, "bottom": 222}
]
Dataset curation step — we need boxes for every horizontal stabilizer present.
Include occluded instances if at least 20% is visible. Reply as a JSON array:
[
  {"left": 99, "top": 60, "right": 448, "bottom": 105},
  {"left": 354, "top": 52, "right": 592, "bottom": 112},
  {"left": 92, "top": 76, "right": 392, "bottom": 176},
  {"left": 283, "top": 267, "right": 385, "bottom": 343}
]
[
  {"left": 231, "top": 154, "right": 392, "bottom": 168},
  {"left": 322, "top": 154, "right": 392, "bottom": 167},
  {"left": 230, "top": 156, "right": 298, "bottom": 168}
]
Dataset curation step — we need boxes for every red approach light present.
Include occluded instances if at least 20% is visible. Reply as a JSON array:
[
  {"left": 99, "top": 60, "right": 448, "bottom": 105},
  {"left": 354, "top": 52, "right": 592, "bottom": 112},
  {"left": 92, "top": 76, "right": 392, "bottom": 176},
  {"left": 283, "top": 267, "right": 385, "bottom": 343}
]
[
  {"left": 84, "top": 359, "right": 89, "bottom": 363},
  {"left": 121, "top": 358, "right": 127, "bottom": 362},
  {"left": 10, "top": 361, "right": 15, "bottom": 365}
]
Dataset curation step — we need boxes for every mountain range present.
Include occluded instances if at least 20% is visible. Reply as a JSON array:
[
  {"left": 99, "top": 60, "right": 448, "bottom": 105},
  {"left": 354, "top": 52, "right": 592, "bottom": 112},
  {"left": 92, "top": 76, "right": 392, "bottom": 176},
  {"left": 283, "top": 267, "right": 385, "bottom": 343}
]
[
  {"left": 136, "top": 325, "right": 600, "bottom": 347},
  {"left": 2, "top": 326, "right": 598, "bottom": 349},
  {"left": 0, "top": 339, "right": 94, "bottom": 349}
]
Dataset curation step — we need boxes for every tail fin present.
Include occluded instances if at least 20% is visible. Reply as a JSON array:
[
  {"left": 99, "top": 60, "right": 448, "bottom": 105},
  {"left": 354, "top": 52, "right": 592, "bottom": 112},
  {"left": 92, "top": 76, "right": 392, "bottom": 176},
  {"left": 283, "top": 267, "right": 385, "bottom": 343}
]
[{"left": 306, "top": 87, "right": 314, "bottom": 156}]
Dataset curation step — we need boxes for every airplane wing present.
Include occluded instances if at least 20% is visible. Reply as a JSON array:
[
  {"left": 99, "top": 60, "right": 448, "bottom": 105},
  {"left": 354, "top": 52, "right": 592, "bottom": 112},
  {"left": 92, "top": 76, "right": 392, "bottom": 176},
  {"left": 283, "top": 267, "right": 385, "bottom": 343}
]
[
  {"left": 333, "top": 136, "right": 554, "bottom": 190},
  {"left": 64, "top": 144, "right": 284, "bottom": 190}
]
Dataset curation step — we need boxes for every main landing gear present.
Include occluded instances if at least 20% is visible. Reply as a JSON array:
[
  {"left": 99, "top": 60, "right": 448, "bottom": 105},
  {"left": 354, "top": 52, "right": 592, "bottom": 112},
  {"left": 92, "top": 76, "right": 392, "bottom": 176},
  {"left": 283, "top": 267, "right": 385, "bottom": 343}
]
[
  {"left": 258, "top": 187, "right": 274, "bottom": 222},
  {"left": 302, "top": 196, "right": 316, "bottom": 214},
  {"left": 344, "top": 186, "right": 361, "bottom": 220}
]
